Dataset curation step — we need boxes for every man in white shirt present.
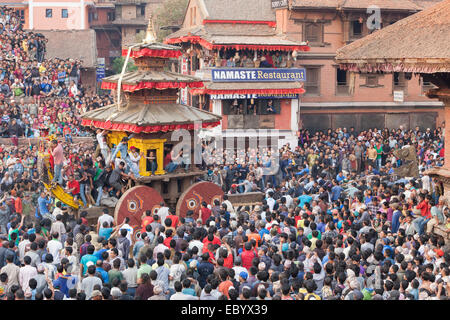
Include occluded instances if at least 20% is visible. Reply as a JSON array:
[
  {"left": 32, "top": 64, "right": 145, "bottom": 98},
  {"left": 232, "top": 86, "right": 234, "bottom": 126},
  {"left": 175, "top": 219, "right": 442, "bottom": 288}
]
[
  {"left": 18, "top": 233, "right": 31, "bottom": 265},
  {"left": 19, "top": 256, "right": 37, "bottom": 297},
  {"left": 157, "top": 202, "right": 169, "bottom": 223},
  {"left": 96, "top": 129, "right": 110, "bottom": 162},
  {"left": 47, "top": 232, "right": 63, "bottom": 265},
  {"left": 421, "top": 170, "right": 431, "bottom": 193},
  {"left": 188, "top": 231, "right": 204, "bottom": 252},
  {"left": 170, "top": 281, "right": 199, "bottom": 300},
  {"left": 266, "top": 191, "right": 275, "bottom": 212},
  {"left": 50, "top": 215, "right": 66, "bottom": 242},
  {"left": 283, "top": 193, "right": 294, "bottom": 209},
  {"left": 52, "top": 202, "right": 64, "bottom": 219},
  {"left": 81, "top": 265, "right": 103, "bottom": 299},
  {"left": 120, "top": 219, "right": 134, "bottom": 243},
  {"left": 97, "top": 208, "right": 114, "bottom": 233},
  {"left": 222, "top": 195, "right": 235, "bottom": 218}
]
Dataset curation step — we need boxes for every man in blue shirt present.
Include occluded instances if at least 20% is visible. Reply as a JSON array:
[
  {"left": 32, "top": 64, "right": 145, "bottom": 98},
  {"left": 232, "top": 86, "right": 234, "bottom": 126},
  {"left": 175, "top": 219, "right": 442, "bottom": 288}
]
[
  {"left": 40, "top": 78, "right": 53, "bottom": 97},
  {"left": 297, "top": 190, "right": 312, "bottom": 208},
  {"left": 95, "top": 259, "right": 109, "bottom": 283},
  {"left": 36, "top": 192, "right": 52, "bottom": 220},
  {"left": 330, "top": 180, "right": 343, "bottom": 202},
  {"left": 80, "top": 245, "right": 98, "bottom": 276},
  {"left": 336, "top": 171, "right": 346, "bottom": 183}
]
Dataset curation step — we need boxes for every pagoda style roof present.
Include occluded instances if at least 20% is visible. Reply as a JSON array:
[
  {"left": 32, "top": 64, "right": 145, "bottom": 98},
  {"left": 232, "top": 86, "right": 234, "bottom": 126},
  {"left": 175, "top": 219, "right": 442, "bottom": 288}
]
[
  {"left": 341, "top": 0, "right": 421, "bottom": 11},
  {"left": 81, "top": 103, "right": 221, "bottom": 133},
  {"left": 122, "top": 42, "right": 183, "bottom": 59},
  {"left": 291, "top": 0, "right": 423, "bottom": 11},
  {"left": 335, "top": 0, "right": 450, "bottom": 73},
  {"left": 101, "top": 70, "right": 204, "bottom": 92},
  {"left": 201, "top": 0, "right": 275, "bottom": 22},
  {"left": 166, "top": 23, "right": 309, "bottom": 52}
]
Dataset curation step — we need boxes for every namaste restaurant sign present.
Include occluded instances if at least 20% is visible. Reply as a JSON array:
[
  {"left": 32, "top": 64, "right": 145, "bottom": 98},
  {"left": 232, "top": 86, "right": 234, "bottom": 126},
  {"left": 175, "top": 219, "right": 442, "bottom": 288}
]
[{"left": 212, "top": 68, "right": 306, "bottom": 82}]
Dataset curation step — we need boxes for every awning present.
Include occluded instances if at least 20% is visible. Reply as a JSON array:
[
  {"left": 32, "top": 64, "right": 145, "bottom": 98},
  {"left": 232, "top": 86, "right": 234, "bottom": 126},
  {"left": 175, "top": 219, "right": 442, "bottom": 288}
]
[
  {"left": 81, "top": 119, "right": 220, "bottom": 134},
  {"left": 190, "top": 82, "right": 305, "bottom": 95},
  {"left": 166, "top": 35, "right": 309, "bottom": 52}
]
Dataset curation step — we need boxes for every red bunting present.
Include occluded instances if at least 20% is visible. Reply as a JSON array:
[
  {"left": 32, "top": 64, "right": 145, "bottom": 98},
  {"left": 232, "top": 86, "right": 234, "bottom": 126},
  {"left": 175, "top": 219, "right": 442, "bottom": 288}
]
[
  {"left": 190, "top": 88, "right": 306, "bottom": 95},
  {"left": 121, "top": 48, "right": 182, "bottom": 59},
  {"left": 101, "top": 81, "right": 204, "bottom": 92},
  {"left": 81, "top": 119, "right": 220, "bottom": 133}
]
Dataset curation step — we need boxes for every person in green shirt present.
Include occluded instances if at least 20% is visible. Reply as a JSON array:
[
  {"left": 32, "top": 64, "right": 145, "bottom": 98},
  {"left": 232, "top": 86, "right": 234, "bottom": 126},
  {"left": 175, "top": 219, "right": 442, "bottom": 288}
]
[
  {"left": 137, "top": 255, "right": 152, "bottom": 279},
  {"left": 80, "top": 245, "right": 98, "bottom": 276},
  {"left": 108, "top": 258, "right": 124, "bottom": 284},
  {"left": 8, "top": 215, "right": 24, "bottom": 246},
  {"left": 375, "top": 141, "right": 383, "bottom": 170}
]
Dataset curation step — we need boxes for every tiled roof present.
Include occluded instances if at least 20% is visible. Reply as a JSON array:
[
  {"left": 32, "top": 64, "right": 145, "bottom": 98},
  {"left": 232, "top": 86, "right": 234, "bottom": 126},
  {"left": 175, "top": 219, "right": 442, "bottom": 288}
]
[
  {"left": 202, "top": 0, "right": 275, "bottom": 21},
  {"left": 82, "top": 103, "right": 221, "bottom": 126},
  {"left": 335, "top": 0, "right": 450, "bottom": 73}
]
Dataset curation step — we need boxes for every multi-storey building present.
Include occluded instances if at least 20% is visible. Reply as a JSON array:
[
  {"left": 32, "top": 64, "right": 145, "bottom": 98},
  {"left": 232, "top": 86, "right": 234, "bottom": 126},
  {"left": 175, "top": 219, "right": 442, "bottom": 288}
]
[
  {"left": 165, "top": 0, "right": 310, "bottom": 148},
  {"left": 275, "top": 0, "right": 444, "bottom": 132}
]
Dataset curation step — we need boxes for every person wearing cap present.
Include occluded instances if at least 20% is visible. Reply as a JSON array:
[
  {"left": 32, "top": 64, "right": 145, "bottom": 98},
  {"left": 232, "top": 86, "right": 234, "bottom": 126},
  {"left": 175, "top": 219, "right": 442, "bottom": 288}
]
[
  {"left": 90, "top": 289, "right": 103, "bottom": 300},
  {"left": 237, "top": 271, "right": 250, "bottom": 293}
]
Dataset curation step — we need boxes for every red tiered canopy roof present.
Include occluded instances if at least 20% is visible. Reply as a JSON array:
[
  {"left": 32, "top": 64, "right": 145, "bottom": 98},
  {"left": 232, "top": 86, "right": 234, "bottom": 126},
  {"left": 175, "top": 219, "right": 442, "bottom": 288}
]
[
  {"left": 101, "top": 80, "right": 204, "bottom": 92},
  {"left": 100, "top": 70, "right": 204, "bottom": 93},
  {"left": 81, "top": 103, "right": 222, "bottom": 134},
  {"left": 121, "top": 42, "right": 183, "bottom": 59}
]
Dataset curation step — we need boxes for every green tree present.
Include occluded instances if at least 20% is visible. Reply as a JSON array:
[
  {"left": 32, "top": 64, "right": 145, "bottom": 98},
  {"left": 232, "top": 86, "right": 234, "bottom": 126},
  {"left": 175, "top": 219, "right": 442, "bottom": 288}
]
[
  {"left": 111, "top": 56, "right": 138, "bottom": 75},
  {"left": 154, "top": 0, "right": 189, "bottom": 41}
]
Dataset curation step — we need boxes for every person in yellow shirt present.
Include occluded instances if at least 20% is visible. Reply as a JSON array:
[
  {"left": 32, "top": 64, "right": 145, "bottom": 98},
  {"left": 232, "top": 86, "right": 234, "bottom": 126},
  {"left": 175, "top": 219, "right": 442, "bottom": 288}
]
[
  {"left": 39, "top": 63, "right": 47, "bottom": 75},
  {"left": 367, "top": 143, "right": 377, "bottom": 168}
]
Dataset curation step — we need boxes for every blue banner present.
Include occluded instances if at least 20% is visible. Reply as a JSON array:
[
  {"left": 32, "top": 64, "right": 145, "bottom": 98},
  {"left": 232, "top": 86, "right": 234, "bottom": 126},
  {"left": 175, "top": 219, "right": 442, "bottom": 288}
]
[
  {"left": 96, "top": 58, "right": 106, "bottom": 82},
  {"left": 212, "top": 68, "right": 306, "bottom": 82}
]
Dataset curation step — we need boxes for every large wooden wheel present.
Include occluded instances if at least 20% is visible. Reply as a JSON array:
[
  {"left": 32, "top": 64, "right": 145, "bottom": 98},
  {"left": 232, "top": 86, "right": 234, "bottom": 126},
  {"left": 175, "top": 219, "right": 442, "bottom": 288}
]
[
  {"left": 114, "top": 185, "right": 164, "bottom": 229},
  {"left": 176, "top": 181, "right": 224, "bottom": 220}
]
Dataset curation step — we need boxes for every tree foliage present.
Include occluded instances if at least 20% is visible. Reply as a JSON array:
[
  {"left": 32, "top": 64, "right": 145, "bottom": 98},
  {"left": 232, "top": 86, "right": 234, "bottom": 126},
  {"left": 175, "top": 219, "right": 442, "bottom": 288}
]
[
  {"left": 154, "top": 0, "right": 189, "bottom": 41},
  {"left": 111, "top": 56, "right": 138, "bottom": 75}
]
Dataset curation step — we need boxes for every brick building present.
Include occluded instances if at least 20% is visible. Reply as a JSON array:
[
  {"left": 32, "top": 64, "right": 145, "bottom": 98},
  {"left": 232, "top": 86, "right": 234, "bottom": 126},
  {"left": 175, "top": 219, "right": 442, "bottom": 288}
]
[
  {"left": 88, "top": 0, "right": 163, "bottom": 68},
  {"left": 165, "top": 0, "right": 310, "bottom": 147},
  {"left": 274, "top": 0, "right": 444, "bottom": 132}
]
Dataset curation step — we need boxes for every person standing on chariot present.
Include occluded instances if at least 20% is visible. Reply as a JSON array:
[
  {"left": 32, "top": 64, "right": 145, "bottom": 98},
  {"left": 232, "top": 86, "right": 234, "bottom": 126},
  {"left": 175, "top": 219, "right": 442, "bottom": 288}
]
[{"left": 110, "top": 135, "right": 135, "bottom": 173}]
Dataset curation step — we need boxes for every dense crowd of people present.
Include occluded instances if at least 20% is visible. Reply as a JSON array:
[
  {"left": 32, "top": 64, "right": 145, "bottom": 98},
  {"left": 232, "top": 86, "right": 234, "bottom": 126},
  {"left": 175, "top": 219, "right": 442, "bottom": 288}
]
[
  {"left": 0, "top": 118, "right": 449, "bottom": 300},
  {"left": 0, "top": 6, "right": 112, "bottom": 144},
  {"left": 0, "top": 5, "right": 448, "bottom": 302}
]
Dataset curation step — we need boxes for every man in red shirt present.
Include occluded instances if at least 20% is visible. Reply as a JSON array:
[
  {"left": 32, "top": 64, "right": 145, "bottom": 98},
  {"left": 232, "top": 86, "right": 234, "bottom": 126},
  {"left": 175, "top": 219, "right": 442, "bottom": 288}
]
[
  {"left": 163, "top": 229, "right": 173, "bottom": 248},
  {"left": 414, "top": 194, "right": 432, "bottom": 235},
  {"left": 202, "top": 232, "right": 221, "bottom": 247},
  {"left": 199, "top": 202, "right": 211, "bottom": 226},
  {"left": 167, "top": 208, "right": 180, "bottom": 228},
  {"left": 141, "top": 210, "right": 154, "bottom": 234},
  {"left": 217, "top": 269, "right": 233, "bottom": 299},
  {"left": 66, "top": 174, "right": 80, "bottom": 202},
  {"left": 240, "top": 242, "right": 257, "bottom": 270}
]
